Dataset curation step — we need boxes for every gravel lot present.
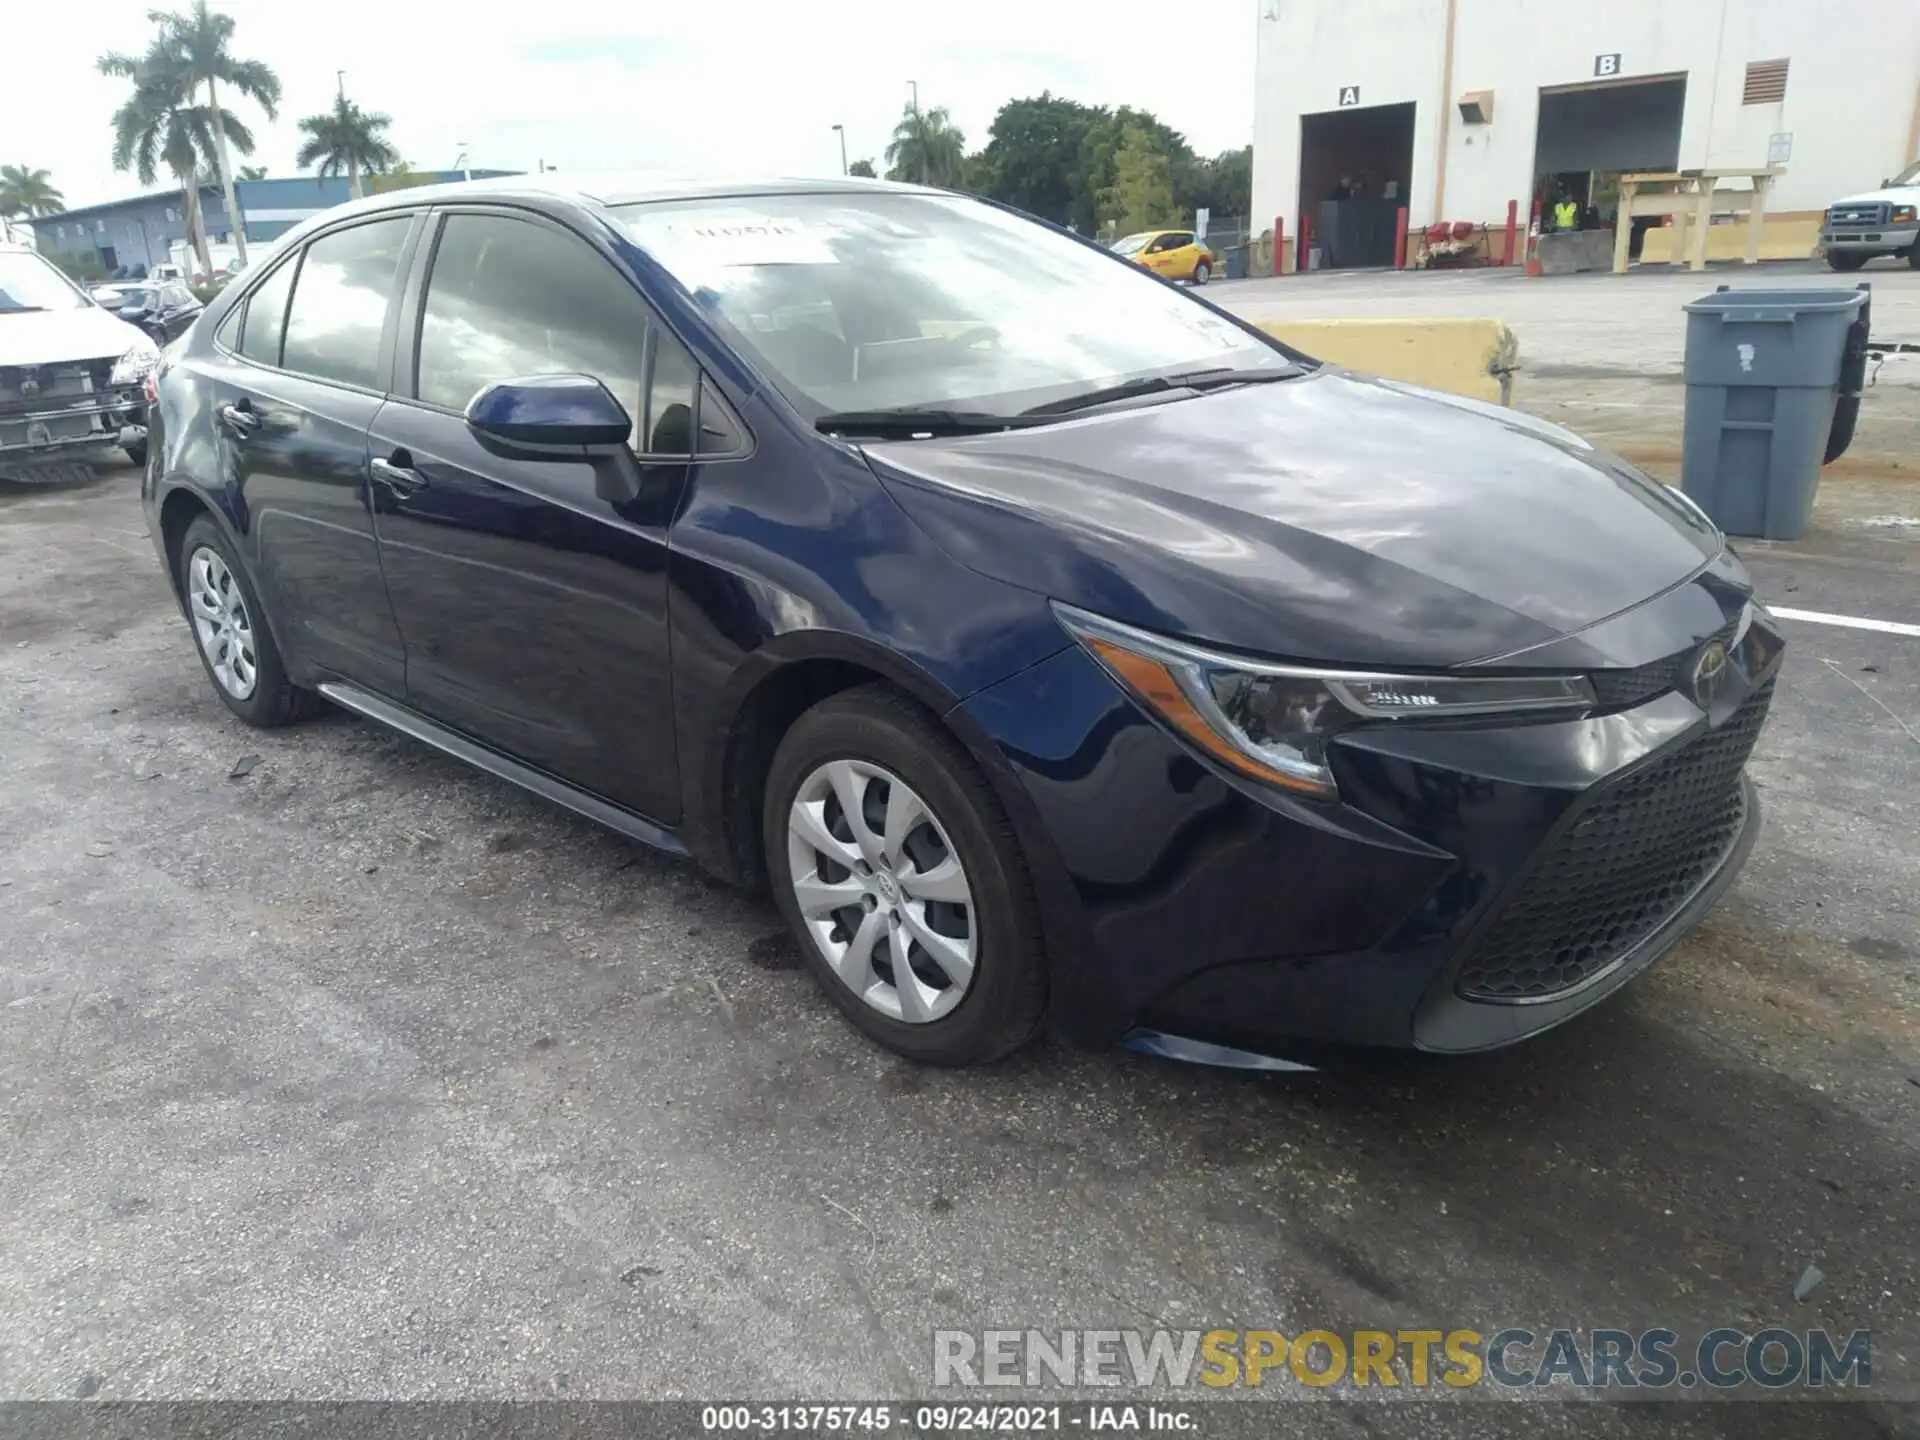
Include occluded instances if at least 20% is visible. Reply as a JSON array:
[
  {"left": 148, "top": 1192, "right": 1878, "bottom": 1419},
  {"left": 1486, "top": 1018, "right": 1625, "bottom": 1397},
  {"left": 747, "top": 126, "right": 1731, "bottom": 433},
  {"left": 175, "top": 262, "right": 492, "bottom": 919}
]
[{"left": 3, "top": 263, "right": 1918, "bottom": 1435}]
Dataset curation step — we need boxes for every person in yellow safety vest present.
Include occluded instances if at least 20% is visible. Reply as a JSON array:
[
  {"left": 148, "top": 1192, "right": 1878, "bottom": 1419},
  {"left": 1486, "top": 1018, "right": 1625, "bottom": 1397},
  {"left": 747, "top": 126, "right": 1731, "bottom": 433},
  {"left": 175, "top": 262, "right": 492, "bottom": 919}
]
[{"left": 1553, "top": 195, "right": 1580, "bottom": 231}]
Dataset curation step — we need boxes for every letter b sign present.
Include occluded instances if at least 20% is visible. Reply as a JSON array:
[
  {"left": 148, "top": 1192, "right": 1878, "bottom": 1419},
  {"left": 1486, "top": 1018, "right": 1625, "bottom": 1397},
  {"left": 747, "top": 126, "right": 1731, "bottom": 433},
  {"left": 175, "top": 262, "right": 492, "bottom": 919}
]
[{"left": 1594, "top": 53, "right": 1622, "bottom": 77}]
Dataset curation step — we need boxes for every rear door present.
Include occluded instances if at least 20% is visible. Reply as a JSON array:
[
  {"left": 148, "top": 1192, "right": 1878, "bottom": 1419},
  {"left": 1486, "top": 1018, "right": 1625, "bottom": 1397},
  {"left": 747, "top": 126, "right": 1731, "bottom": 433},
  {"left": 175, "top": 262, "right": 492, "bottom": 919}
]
[
  {"left": 364, "top": 205, "right": 704, "bottom": 823},
  {"left": 205, "top": 213, "right": 419, "bottom": 695}
]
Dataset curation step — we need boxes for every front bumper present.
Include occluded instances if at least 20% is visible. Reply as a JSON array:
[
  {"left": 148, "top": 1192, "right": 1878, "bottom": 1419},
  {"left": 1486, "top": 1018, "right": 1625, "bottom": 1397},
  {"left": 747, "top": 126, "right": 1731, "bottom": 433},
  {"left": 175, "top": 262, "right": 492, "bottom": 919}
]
[
  {"left": 1821, "top": 224, "right": 1918, "bottom": 252},
  {"left": 0, "top": 359, "right": 147, "bottom": 467},
  {"left": 959, "top": 573, "right": 1783, "bottom": 1058}
]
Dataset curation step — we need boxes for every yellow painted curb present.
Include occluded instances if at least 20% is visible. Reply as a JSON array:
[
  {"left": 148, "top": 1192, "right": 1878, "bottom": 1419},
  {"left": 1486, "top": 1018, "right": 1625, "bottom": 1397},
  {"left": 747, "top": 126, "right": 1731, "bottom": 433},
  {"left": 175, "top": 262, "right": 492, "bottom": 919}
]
[
  {"left": 1639, "top": 216, "right": 1821, "bottom": 265},
  {"left": 1259, "top": 317, "right": 1519, "bottom": 405}
]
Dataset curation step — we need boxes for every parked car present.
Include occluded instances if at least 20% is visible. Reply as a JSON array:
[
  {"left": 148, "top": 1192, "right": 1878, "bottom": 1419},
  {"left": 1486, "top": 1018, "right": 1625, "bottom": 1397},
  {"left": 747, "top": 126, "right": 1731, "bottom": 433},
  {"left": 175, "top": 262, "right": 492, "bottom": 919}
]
[
  {"left": 91, "top": 281, "right": 203, "bottom": 343},
  {"left": 1, "top": 241, "right": 156, "bottom": 472},
  {"left": 143, "top": 175, "right": 1782, "bottom": 1067},
  {"left": 1821, "top": 160, "right": 1920, "bottom": 270},
  {"left": 1111, "top": 229, "right": 1214, "bottom": 284}
]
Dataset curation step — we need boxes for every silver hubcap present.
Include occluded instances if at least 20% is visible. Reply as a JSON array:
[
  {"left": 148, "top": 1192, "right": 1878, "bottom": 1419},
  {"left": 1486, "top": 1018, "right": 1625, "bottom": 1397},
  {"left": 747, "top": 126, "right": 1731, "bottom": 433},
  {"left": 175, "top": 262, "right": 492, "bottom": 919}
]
[
  {"left": 187, "top": 546, "right": 258, "bottom": 700},
  {"left": 786, "top": 759, "right": 976, "bottom": 1024}
]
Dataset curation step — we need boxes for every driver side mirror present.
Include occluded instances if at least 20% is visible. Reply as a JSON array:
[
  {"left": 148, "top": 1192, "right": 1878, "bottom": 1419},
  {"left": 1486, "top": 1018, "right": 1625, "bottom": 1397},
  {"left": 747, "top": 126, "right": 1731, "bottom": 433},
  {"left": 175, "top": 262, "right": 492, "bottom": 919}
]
[{"left": 466, "top": 373, "right": 643, "bottom": 504}]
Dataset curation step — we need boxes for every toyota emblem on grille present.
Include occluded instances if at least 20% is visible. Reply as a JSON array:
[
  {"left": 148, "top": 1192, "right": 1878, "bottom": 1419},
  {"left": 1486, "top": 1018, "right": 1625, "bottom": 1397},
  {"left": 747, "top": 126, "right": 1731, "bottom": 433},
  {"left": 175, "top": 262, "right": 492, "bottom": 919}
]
[{"left": 1689, "top": 640, "right": 1730, "bottom": 707}]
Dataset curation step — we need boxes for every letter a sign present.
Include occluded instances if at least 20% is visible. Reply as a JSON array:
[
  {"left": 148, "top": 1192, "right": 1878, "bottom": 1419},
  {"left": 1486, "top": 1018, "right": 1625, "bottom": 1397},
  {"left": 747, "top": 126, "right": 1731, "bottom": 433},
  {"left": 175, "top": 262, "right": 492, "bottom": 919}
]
[
  {"left": 1338, "top": 86, "right": 1361, "bottom": 107},
  {"left": 1594, "top": 53, "right": 1622, "bottom": 77}
]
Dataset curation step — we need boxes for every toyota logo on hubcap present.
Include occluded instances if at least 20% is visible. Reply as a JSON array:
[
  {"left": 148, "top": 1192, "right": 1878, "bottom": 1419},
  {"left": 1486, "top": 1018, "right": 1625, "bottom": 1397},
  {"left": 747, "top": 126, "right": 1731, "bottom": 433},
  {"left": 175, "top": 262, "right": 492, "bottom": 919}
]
[{"left": 1689, "top": 640, "right": 1730, "bottom": 707}]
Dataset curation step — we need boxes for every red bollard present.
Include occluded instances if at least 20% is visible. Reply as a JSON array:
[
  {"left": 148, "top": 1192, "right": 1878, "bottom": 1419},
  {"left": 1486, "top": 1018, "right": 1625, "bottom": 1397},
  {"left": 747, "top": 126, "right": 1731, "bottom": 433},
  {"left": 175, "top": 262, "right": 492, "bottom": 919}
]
[
  {"left": 1393, "top": 206, "right": 1409, "bottom": 268},
  {"left": 1502, "top": 199, "right": 1518, "bottom": 266},
  {"left": 1298, "top": 212, "right": 1313, "bottom": 274}
]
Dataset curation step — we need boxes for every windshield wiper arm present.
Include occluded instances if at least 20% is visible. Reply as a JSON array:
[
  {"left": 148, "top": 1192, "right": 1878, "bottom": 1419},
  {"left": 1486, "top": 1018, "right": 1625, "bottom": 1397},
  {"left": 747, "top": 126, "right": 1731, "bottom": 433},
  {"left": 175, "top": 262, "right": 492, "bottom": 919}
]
[
  {"left": 814, "top": 408, "right": 1047, "bottom": 438},
  {"left": 1021, "top": 366, "right": 1295, "bottom": 418}
]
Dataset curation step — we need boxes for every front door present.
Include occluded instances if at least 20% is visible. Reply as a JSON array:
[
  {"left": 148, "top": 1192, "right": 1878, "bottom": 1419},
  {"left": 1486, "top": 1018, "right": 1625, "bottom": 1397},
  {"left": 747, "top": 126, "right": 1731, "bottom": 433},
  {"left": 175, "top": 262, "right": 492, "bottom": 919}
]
[
  {"left": 366, "top": 207, "right": 690, "bottom": 823},
  {"left": 203, "top": 213, "right": 419, "bottom": 696}
]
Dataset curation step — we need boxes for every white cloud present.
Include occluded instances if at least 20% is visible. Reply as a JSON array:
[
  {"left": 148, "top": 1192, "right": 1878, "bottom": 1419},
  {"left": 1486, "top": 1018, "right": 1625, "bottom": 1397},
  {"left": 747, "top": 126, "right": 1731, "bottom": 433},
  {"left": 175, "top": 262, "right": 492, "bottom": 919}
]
[{"left": 8, "top": 0, "right": 1255, "bottom": 209}]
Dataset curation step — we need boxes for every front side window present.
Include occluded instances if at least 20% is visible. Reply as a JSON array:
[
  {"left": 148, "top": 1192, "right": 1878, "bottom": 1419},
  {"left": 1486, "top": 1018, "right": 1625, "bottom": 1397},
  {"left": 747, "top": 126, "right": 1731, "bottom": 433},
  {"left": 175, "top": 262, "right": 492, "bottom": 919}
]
[
  {"left": 1110, "top": 232, "right": 1152, "bottom": 256},
  {"left": 617, "top": 193, "right": 1284, "bottom": 418},
  {"left": 280, "top": 217, "right": 411, "bottom": 389},
  {"left": 416, "top": 212, "right": 650, "bottom": 443}
]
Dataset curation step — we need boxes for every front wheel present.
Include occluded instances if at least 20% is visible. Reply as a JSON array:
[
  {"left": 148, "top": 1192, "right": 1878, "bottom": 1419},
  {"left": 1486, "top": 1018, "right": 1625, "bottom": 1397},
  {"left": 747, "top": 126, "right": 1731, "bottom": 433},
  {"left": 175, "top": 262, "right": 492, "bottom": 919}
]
[
  {"left": 1826, "top": 251, "right": 1869, "bottom": 272},
  {"left": 763, "top": 685, "right": 1047, "bottom": 1065},
  {"left": 122, "top": 439, "right": 148, "bottom": 468},
  {"left": 1907, "top": 246, "right": 1920, "bottom": 271},
  {"left": 1191, "top": 259, "right": 1211, "bottom": 285}
]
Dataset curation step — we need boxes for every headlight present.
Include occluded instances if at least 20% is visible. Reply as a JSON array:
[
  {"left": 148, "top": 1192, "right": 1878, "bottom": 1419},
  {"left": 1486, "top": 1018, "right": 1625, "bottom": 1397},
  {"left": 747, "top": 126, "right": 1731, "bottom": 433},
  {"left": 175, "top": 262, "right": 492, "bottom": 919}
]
[
  {"left": 1056, "top": 604, "right": 1595, "bottom": 801},
  {"left": 110, "top": 339, "right": 161, "bottom": 387},
  {"left": 1892, "top": 205, "right": 1917, "bottom": 224}
]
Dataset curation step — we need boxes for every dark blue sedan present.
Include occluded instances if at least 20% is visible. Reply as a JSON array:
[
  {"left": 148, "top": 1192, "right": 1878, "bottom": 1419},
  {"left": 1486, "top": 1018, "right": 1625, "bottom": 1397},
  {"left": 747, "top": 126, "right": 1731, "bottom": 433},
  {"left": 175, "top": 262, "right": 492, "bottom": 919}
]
[{"left": 142, "top": 174, "right": 1782, "bottom": 1066}]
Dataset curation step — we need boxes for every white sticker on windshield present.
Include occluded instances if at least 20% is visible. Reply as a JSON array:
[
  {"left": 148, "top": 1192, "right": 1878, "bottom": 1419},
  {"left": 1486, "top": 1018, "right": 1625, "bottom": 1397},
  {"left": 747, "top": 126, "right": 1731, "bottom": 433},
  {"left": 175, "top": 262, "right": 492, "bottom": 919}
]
[{"left": 646, "top": 216, "right": 839, "bottom": 270}]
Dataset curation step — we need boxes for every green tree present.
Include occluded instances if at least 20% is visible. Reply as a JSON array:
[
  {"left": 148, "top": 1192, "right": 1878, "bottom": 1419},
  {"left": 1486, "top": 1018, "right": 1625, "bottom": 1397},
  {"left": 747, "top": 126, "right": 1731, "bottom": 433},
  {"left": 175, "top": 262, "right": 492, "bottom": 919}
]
[
  {"left": 103, "top": 38, "right": 253, "bottom": 276},
  {"left": 1099, "top": 123, "right": 1177, "bottom": 237},
  {"left": 847, "top": 158, "right": 877, "bottom": 179},
  {"left": 1077, "top": 107, "right": 1192, "bottom": 234},
  {"left": 884, "top": 103, "right": 966, "bottom": 188},
  {"left": 237, "top": 163, "right": 267, "bottom": 180},
  {"left": 295, "top": 93, "right": 399, "bottom": 199},
  {"left": 104, "top": 2, "right": 280, "bottom": 267},
  {"left": 0, "top": 165, "right": 65, "bottom": 243},
  {"left": 973, "top": 92, "right": 1101, "bottom": 224}
]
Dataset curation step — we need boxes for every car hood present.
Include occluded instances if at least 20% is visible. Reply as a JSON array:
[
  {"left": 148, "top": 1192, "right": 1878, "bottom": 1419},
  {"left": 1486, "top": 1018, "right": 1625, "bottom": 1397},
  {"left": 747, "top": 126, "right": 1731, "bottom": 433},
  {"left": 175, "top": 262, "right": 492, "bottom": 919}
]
[
  {"left": 1829, "top": 185, "right": 1920, "bottom": 208},
  {"left": 863, "top": 370, "right": 1721, "bottom": 669},
  {"left": 0, "top": 305, "right": 149, "bottom": 367}
]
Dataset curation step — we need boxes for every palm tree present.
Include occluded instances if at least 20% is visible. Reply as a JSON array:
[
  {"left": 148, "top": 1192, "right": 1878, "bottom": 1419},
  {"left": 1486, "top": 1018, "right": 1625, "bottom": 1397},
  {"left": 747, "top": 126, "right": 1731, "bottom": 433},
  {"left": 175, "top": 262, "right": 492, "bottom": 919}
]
[
  {"left": 0, "top": 165, "right": 64, "bottom": 242},
  {"left": 295, "top": 93, "right": 399, "bottom": 199},
  {"left": 237, "top": 164, "right": 267, "bottom": 180},
  {"left": 139, "top": 1, "right": 279, "bottom": 267},
  {"left": 102, "top": 39, "right": 254, "bottom": 278},
  {"left": 884, "top": 104, "right": 965, "bottom": 188}
]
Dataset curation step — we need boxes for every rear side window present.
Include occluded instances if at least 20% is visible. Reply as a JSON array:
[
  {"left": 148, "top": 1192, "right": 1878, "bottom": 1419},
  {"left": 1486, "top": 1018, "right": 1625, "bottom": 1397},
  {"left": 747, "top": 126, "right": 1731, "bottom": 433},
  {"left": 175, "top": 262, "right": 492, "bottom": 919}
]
[
  {"left": 280, "top": 217, "right": 411, "bottom": 389},
  {"left": 237, "top": 257, "right": 296, "bottom": 364},
  {"left": 416, "top": 212, "right": 650, "bottom": 436}
]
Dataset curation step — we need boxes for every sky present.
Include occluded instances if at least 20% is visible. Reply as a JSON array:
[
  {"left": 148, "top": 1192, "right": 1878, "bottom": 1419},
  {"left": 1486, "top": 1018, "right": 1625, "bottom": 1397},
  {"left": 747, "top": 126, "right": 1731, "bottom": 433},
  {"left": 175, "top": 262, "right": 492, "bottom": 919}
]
[{"left": 10, "top": 0, "right": 1257, "bottom": 211}]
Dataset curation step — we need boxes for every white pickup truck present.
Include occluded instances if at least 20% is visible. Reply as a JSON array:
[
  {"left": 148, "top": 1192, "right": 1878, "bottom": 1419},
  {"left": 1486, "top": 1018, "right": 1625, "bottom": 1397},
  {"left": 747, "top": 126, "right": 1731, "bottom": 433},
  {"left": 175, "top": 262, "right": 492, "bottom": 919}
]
[{"left": 1821, "top": 160, "right": 1920, "bottom": 271}]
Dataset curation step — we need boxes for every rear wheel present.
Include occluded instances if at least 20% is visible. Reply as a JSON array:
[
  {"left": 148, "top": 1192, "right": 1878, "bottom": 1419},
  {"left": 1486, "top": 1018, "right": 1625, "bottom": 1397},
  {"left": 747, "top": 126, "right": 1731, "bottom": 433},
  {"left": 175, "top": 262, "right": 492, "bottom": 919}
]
[
  {"left": 1826, "top": 251, "right": 1868, "bottom": 272},
  {"left": 1191, "top": 258, "right": 1211, "bottom": 285},
  {"left": 176, "top": 514, "right": 321, "bottom": 727},
  {"left": 763, "top": 685, "right": 1046, "bottom": 1065}
]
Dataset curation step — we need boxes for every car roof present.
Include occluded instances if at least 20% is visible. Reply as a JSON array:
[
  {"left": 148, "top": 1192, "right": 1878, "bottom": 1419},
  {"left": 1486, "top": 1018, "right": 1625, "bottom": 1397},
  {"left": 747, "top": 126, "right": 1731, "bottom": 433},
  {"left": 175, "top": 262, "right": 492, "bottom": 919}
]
[{"left": 313, "top": 170, "right": 939, "bottom": 224}]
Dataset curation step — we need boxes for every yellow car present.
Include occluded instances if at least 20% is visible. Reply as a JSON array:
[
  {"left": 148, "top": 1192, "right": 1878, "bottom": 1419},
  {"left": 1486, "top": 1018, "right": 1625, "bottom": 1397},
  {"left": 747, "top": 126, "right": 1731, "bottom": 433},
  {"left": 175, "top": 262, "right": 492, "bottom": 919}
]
[{"left": 1110, "top": 229, "right": 1214, "bottom": 284}]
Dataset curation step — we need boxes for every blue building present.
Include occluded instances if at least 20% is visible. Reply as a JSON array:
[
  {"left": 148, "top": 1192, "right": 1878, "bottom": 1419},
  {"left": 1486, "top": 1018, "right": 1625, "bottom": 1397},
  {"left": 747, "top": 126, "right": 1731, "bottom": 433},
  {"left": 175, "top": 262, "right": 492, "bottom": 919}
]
[{"left": 30, "top": 170, "right": 517, "bottom": 274}]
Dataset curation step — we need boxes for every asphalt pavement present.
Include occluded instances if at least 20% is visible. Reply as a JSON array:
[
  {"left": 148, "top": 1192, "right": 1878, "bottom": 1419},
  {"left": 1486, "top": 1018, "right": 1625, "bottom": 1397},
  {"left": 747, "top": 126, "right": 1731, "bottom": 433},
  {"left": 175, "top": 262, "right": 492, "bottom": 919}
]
[{"left": 3, "top": 276, "right": 1918, "bottom": 1437}]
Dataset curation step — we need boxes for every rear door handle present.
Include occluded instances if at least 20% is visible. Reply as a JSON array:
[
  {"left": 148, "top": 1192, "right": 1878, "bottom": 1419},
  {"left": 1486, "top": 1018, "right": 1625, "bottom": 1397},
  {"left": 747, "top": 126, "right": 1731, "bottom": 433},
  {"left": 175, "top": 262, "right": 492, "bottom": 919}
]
[
  {"left": 217, "top": 401, "right": 259, "bottom": 436},
  {"left": 370, "top": 453, "right": 429, "bottom": 496}
]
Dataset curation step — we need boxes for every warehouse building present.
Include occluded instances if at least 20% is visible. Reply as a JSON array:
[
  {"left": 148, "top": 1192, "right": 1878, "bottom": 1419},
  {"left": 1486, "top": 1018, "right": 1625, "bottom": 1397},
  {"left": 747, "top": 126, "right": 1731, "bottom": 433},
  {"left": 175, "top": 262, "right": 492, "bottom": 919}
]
[
  {"left": 30, "top": 171, "right": 515, "bottom": 275},
  {"left": 1252, "top": 0, "right": 1920, "bottom": 269}
]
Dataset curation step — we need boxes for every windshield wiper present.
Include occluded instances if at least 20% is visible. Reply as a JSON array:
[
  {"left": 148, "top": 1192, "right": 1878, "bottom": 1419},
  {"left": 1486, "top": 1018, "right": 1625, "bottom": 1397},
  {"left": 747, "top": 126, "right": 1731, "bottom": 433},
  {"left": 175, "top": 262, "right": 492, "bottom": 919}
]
[
  {"left": 1021, "top": 365, "right": 1296, "bottom": 418},
  {"left": 814, "top": 408, "right": 1048, "bottom": 438}
]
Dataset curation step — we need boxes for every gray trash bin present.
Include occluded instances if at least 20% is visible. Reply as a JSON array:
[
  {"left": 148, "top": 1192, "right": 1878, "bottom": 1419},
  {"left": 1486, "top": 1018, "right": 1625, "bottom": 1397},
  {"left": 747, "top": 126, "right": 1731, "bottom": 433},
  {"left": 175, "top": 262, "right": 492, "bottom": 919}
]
[{"left": 1680, "top": 285, "right": 1870, "bottom": 541}]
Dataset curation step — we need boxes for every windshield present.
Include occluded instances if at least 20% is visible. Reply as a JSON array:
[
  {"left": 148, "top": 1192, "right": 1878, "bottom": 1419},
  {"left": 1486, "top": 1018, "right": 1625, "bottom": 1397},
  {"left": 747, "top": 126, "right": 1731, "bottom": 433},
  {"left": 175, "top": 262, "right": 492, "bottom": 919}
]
[
  {"left": 616, "top": 192, "right": 1285, "bottom": 418},
  {"left": 0, "top": 250, "right": 91, "bottom": 313},
  {"left": 1110, "top": 232, "right": 1154, "bottom": 255},
  {"left": 1892, "top": 160, "right": 1920, "bottom": 187},
  {"left": 107, "top": 287, "right": 159, "bottom": 308}
]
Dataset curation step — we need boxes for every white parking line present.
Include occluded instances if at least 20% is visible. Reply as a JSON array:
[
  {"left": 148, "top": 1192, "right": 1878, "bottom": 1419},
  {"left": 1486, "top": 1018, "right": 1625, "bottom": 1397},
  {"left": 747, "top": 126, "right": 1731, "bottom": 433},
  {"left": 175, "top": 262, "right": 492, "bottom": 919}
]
[{"left": 1770, "top": 606, "right": 1920, "bottom": 638}]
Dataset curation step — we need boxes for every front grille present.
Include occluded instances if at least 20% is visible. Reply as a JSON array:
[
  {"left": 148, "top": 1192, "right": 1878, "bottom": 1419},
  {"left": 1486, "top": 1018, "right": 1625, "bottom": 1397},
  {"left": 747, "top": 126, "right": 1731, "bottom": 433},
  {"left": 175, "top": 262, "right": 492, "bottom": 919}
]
[
  {"left": 1455, "top": 679, "right": 1773, "bottom": 1002},
  {"left": 0, "top": 360, "right": 113, "bottom": 413},
  {"left": 1586, "top": 619, "right": 1739, "bottom": 712},
  {"left": 1827, "top": 203, "right": 1888, "bottom": 229}
]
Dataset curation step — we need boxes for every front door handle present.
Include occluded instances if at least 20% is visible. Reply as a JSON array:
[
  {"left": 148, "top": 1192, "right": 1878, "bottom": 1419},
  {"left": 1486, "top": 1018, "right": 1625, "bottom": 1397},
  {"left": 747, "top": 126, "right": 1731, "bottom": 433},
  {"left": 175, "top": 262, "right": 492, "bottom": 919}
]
[
  {"left": 370, "top": 453, "right": 429, "bottom": 496},
  {"left": 217, "top": 401, "right": 259, "bottom": 436}
]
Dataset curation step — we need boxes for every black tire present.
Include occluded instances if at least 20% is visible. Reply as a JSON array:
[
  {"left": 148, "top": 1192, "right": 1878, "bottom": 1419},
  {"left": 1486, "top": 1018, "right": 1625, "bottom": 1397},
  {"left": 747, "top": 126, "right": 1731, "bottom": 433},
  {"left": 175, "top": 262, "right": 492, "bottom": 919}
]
[
  {"left": 1826, "top": 251, "right": 1869, "bottom": 272},
  {"left": 763, "top": 684, "right": 1047, "bottom": 1065},
  {"left": 122, "top": 439, "right": 148, "bottom": 468},
  {"left": 175, "top": 514, "right": 322, "bottom": 727},
  {"left": 1191, "top": 259, "right": 1211, "bottom": 285},
  {"left": 1908, "top": 246, "right": 1920, "bottom": 271}
]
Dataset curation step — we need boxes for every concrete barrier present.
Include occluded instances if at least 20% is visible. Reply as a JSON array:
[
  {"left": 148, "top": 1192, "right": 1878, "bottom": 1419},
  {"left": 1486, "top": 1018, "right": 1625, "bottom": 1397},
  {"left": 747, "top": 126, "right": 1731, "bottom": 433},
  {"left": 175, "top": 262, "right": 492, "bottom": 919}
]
[
  {"left": 1639, "top": 215, "right": 1822, "bottom": 265},
  {"left": 1259, "top": 317, "right": 1520, "bottom": 405}
]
